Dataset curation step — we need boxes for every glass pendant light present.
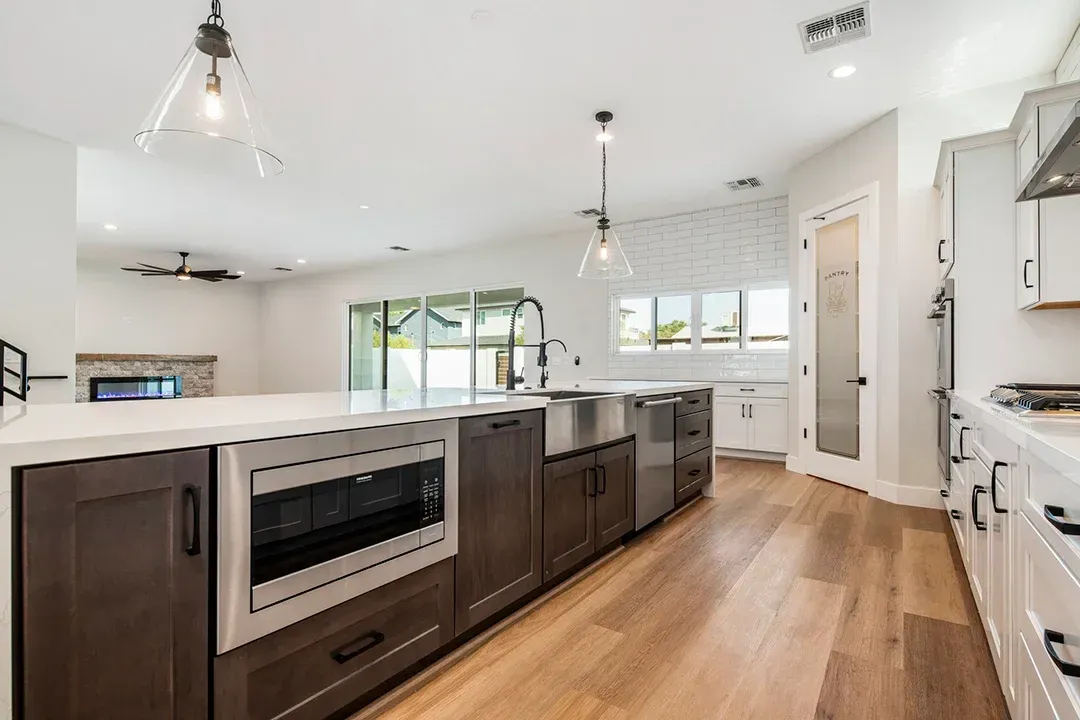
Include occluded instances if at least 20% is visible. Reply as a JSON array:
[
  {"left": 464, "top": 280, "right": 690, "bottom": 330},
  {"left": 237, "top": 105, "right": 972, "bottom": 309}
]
[
  {"left": 579, "top": 111, "right": 632, "bottom": 279},
  {"left": 134, "top": 0, "right": 283, "bottom": 178}
]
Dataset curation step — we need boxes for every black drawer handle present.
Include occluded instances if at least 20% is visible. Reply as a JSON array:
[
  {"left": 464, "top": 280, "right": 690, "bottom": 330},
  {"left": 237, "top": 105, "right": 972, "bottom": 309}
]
[
  {"left": 490, "top": 419, "right": 521, "bottom": 430},
  {"left": 184, "top": 485, "right": 201, "bottom": 557},
  {"left": 990, "top": 461, "right": 1007, "bottom": 514},
  {"left": 688, "top": 469, "right": 702, "bottom": 477},
  {"left": 959, "top": 427, "right": 971, "bottom": 460},
  {"left": 950, "top": 509, "right": 963, "bottom": 520},
  {"left": 940, "top": 489, "right": 950, "bottom": 498},
  {"left": 950, "top": 412, "right": 962, "bottom": 420},
  {"left": 1045, "top": 505, "right": 1080, "bottom": 536},
  {"left": 739, "top": 388, "right": 756, "bottom": 392},
  {"left": 597, "top": 464, "right": 607, "bottom": 495},
  {"left": 972, "top": 485, "right": 987, "bottom": 531},
  {"left": 688, "top": 398, "right": 701, "bottom": 405},
  {"left": 587, "top": 467, "right": 597, "bottom": 498},
  {"left": 938, "top": 238, "right": 947, "bottom": 263},
  {"left": 1023, "top": 259, "right": 1034, "bottom": 289},
  {"left": 749, "top": 404, "right": 753, "bottom": 419},
  {"left": 688, "top": 430, "right": 702, "bottom": 437},
  {"left": 951, "top": 455, "right": 963, "bottom": 465},
  {"left": 331, "top": 630, "right": 386, "bottom": 664},
  {"left": 1044, "top": 630, "right": 1080, "bottom": 678},
  {"left": 741, "top": 404, "right": 745, "bottom": 418}
]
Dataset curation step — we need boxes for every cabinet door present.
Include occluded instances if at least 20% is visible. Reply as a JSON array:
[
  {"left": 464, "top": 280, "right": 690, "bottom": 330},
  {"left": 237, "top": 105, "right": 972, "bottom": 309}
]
[
  {"left": 970, "top": 459, "right": 991, "bottom": 615},
  {"left": 1037, "top": 101, "right": 1080, "bottom": 307},
  {"left": 712, "top": 396, "right": 749, "bottom": 450},
  {"left": 595, "top": 440, "right": 635, "bottom": 549},
  {"left": 543, "top": 452, "right": 596, "bottom": 581},
  {"left": 939, "top": 160, "right": 955, "bottom": 279},
  {"left": 747, "top": 398, "right": 788, "bottom": 454},
  {"left": 1017, "top": 123, "right": 1041, "bottom": 309},
  {"left": 989, "top": 459, "right": 1013, "bottom": 702},
  {"left": 456, "top": 411, "right": 543, "bottom": 634},
  {"left": 20, "top": 450, "right": 210, "bottom": 720}
]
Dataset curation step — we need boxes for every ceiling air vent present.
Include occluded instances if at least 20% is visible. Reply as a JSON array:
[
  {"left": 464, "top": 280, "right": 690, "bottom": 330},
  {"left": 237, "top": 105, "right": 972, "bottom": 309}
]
[
  {"left": 272, "top": 266, "right": 294, "bottom": 272},
  {"left": 387, "top": 245, "right": 411, "bottom": 252},
  {"left": 575, "top": 208, "right": 602, "bottom": 218},
  {"left": 798, "top": 2, "right": 870, "bottom": 54},
  {"left": 726, "top": 177, "right": 764, "bottom": 192}
]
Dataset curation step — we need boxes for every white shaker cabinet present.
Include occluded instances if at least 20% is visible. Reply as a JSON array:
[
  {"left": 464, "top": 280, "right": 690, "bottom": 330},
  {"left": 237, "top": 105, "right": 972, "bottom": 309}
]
[
  {"left": 747, "top": 398, "right": 788, "bottom": 454},
  {"left": 712, "top": 396, "right": 749, "bottom": 450},
  {"left": 1014, "top": 87, "right": 1080, "bottom": 310},
  {"left": 712, "top": 383, "right": 788, "bottom": 459}
]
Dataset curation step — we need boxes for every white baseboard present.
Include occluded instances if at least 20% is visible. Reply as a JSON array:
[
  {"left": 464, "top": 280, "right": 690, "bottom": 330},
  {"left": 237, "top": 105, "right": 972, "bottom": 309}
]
[
  {"left": 714, "top": 448, "right": 787, "bottom": 463},
  {"left": 872, "top": 480, "right": 945, "bottom": 509},
  {"left": 785, "top": 455, "right": 805, "bottom": 474}
]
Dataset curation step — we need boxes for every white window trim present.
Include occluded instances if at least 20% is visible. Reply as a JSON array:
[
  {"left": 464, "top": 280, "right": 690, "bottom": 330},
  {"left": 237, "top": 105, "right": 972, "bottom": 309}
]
[{"left": 610, "top": 281, "right": 790, "bottom": 356}]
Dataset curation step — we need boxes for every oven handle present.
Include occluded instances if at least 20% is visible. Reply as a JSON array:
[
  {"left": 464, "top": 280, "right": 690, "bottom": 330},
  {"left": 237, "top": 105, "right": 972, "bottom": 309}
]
[{"left": 331, "top": 630, "right": 386, "bottom": 664}]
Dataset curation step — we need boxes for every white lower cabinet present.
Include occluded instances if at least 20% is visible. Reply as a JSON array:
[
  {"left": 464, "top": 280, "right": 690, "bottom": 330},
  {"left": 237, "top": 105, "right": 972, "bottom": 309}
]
[
  {"left": 970, "top": 456, "right": 992, "bottom": 617},
  {"left": 711, "top": 385, "right": 788, "bottom": 456}
]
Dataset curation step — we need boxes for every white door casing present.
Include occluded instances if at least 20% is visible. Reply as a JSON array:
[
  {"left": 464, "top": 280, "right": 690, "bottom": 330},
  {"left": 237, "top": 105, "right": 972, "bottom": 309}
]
[{"left": 798, "top": 186, "right": 879, "bottom": 492}]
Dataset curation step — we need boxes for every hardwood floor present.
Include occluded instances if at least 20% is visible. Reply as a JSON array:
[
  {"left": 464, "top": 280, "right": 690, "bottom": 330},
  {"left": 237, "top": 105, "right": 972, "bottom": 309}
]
[{"left": 356, "top": 459, "right": 1008, "bottom": 720}]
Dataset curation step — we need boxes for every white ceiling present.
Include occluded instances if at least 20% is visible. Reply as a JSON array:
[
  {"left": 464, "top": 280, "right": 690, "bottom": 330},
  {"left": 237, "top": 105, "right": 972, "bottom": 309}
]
[{"left": 2, "top": 0, "right": 1077, "bottom": 280}]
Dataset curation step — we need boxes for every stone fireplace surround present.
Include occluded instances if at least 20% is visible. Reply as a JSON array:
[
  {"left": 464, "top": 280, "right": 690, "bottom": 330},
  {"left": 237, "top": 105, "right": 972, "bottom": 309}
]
[{"left": 74, "top": 354, "right": 217, "bottom": 403}]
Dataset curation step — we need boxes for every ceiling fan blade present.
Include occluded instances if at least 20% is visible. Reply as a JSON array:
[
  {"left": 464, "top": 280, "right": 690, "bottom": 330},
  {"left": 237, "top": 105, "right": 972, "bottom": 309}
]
[
  {"left": 140, "top": 272, "right": 175, "bottom": 276},
  {"left": 194, "top": 275, "right": 223, "bottom": 282},
  {"left": 190, "top": 269, "right": 230, "bottom": 277},
  {"left": 137, "top": 262, "right": 173, "bottom": 272},
  {"left": 218, "top": 275, "right": 242, "bottom": 280}
]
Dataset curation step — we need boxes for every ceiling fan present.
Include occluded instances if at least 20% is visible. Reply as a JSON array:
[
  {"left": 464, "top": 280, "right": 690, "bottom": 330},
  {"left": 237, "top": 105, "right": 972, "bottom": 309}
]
[{"left": 121, "top": 252, "right": 241, "bottom": 282}]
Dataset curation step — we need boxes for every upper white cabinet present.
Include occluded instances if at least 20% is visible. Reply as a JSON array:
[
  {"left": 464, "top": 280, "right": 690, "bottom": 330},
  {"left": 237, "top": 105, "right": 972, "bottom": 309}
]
[
  {"left": 938, "top": 158, "right": 955, "bottom": 279},
  {"left": 1014, "top": 88, "right": 1080, "bottom": 310}
]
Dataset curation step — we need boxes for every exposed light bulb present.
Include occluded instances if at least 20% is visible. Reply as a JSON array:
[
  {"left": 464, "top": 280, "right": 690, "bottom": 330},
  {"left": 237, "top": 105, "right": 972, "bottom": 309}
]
[
  {"left": 177, "top": 274, "right": 191, "bottom": 281},
  {"left": 204, "top": 71, "right": 223, "bottom": 120},
  {"left": 596, "top": 131, "right": 613, "bottom": 143},
  {"left": 600, "top": 239, "right": 609, "bottom": 261}
]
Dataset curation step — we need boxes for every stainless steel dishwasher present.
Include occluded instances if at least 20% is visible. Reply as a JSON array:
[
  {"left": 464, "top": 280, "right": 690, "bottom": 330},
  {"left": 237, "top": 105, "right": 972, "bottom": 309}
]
[{"left": 635, "top": 394, "right": 682, "bottom": 529}]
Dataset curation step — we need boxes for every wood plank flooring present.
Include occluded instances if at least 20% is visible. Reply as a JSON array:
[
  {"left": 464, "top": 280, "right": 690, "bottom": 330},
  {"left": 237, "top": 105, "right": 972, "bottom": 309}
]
[{"left": 356, "top": 459, "right": 1008, "bottom": 720}]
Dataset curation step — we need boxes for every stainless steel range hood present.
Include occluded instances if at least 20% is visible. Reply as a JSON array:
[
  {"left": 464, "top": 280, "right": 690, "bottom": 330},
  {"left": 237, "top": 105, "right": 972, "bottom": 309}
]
[{"left": 1016, "top": 100, "right": 1080, "bottom": 202}]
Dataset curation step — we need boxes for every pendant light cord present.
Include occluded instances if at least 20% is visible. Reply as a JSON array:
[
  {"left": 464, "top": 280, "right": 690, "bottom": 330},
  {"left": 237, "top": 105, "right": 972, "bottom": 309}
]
[
  {"left": 207, "top": 0, "right": 225, "bottom": 27},
  {"left": 600, "top": 122, "right": 608, "bottom": 219}
]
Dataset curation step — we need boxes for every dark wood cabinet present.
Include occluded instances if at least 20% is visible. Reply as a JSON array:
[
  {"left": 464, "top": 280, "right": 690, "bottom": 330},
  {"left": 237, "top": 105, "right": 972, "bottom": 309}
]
[
  {"left": 543, "top": 451, "right": 597, "bottom": 581},
  {"left": 19, "top": 449, "right": 211, "bottom": 720},
  {"left": 455, "top": 410, "right": 543, "bottom": 634},
  {"left": 595, "top": 441, "right": 635, "bottom": 548},
  {"left": 215, "top": 558, "right": 454, "bottom": 720}
]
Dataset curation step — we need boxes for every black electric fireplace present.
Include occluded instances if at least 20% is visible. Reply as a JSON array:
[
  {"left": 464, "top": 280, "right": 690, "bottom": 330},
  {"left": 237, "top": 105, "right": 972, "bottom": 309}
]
[{"left": 89, "top": 376, "right": 183, "bottom": 402}]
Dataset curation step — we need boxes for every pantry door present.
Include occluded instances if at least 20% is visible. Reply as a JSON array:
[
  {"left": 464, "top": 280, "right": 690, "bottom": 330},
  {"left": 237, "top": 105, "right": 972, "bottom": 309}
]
[{"left": 799, "top": 188, "right": 878, "bottom": 492}]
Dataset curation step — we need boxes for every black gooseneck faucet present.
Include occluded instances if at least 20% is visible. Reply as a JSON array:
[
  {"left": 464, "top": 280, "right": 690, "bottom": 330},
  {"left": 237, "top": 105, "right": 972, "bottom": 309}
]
[{"left": 505, "top": 296, "right": 566, "bottom": 390}]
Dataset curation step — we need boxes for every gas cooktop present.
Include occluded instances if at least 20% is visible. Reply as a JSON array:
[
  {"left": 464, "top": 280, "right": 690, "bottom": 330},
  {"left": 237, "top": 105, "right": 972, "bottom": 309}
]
[{"left": 987, "top": 384, "right": 1080, "bottom": 416}]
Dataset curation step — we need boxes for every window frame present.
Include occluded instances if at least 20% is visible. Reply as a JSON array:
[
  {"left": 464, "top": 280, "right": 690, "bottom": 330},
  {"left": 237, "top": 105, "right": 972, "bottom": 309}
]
[{"left": 610, "top": 281, "right": 790, "bottom": 355}]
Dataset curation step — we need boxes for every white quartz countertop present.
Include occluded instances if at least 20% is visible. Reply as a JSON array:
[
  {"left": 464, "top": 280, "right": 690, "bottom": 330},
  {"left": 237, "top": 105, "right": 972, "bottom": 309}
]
[
  {"left": 548, "top": 379, "right": 716, "bottom": 397},
  {"left": 0, "top": 389, "right": 549, "bottom": 467},
  {"left": 950, "top": 389, "right": 1080, "bottom": 486}
]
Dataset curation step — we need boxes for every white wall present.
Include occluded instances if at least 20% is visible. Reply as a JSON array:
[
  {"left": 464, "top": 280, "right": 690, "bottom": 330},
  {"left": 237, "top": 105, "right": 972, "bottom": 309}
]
[
  {"left": 0, "top": 123, "right": 77, "bottom": 404},
  {"left": 258, "top": 232, "right": 610, "bottom": 393},
  {"left": 607, "top": 197, "right": 790, "bottom": 381},
  {"left": 76, "top": 267, "right": 262, "bottom": 396},
  {"left": 788, "top": 110, "right": 900, "bottom": 492}
]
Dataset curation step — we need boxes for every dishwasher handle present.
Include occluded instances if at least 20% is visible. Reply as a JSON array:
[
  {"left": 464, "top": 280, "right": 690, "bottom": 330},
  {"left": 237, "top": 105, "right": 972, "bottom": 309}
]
[{"left": 635, "top": 396, "right": 684, "bottom": 408}]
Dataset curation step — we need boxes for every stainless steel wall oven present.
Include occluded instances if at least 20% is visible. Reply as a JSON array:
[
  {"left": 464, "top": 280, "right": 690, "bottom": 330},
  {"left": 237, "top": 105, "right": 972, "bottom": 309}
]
[{"left": 218, "top": 420, "right": 458, "bottom": 653}]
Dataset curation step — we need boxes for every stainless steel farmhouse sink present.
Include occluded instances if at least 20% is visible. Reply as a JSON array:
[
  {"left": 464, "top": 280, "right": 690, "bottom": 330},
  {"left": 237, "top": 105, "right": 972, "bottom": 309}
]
[{"left": 513, "top": 389, "right": 635, "bottom": 457}]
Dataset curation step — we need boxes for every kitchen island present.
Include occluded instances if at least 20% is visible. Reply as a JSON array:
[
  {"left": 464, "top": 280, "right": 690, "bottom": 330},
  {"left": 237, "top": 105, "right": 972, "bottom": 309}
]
[{"left": 0, "top": 381, "right": 711, "bottom": 720}]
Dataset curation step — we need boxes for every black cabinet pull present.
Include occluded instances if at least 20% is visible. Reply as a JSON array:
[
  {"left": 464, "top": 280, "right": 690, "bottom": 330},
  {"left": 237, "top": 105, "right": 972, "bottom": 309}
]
[
  {"left": 183, "top": 485, "right": 201, "bottom": 557},
  {"left": 959, "top": 427, "right": 971, "bottom": 460},
  {"left": 331, "top": 630, "right": 386, "bottom": 664},
  {"left": 1044, "top": 505, "right": 1080, "bottom": 536},
  {"left": 940, "top": 489, "right": 950, "bottom": 498},
  {"left": 938, "top": 238, "right": 947, "bottom": 263},
  {"left": 739, "top": 388, "right": 756, "bottom": 392},
  {"left": 990, "top": 461, "right": 1007, "bottom": 514},
  {"left": 688, "top": 469, "right": 702, "bottom": 477},
  {"left": 972, "top": 485, "right": 987, "bottom": 531},
  {"left": 951, "top": 455, "right": 963, "bottom": 465},
  {"left": 749, "top": 405, "right": 753, "bottom": 419},
  {"left": 741, "top": 404, "right": 745, "bottom": 418},
  {"left": 688, "top": 398, "right": 701, "bottom": 405},
  {"left": 587, "top": 467, "right": 597, "bottom": 498},
  {"left": 951, "top": 412, "right": 962, "bottom": 420},
  {"left": 1023, "top": 259, "right": 1034, "bottom": 289},
  {"left": 688, "top": 429, "right": 701, "bottom": 436},
  {"left": 597, "top": 464, "right": 607, "bottom": 495},
  {"left": 490, "top": 419, "right": 521, "bottom": 430},
  {"left": 1044, "top": 630, "right": 1080, "bottom": 677},
  {"left": 950, "top": 509, "right": 963, "bottom": 520}
]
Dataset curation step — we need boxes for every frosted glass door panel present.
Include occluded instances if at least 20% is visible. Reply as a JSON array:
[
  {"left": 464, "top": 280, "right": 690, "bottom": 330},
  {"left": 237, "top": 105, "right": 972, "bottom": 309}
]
[{"left": 815, "top": 215, "right": 860, "bottom": 459}]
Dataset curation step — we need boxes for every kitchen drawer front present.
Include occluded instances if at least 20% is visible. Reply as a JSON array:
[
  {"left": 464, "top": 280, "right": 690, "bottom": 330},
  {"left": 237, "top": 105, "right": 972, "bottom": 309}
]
[
  {"left": 714, "top": 383, "right": 788, "bottom": 399},
  {"left": 676, "top": 390, "right": 712, "bottom": 417},
  {"left": 1020, "top": 633, "right": 1077, "bottom": 720},
  {"left": 675, "top": 448, "right": 712, "bottom": 503},
  {"left": 972, "top": 419, "right": 1018, "bottom": 470},
  {"left": 1020, "top": 453, "right": 1080, "bottom": 583},
  {"left": 675, "top": 410, "right": 712, "bottom": 459},
  {"left": 214, "top": 558, "right": 454, "bottom": 720},
  {"left": 1018, "top": 516, "right": 1080, "bottom": 720}
]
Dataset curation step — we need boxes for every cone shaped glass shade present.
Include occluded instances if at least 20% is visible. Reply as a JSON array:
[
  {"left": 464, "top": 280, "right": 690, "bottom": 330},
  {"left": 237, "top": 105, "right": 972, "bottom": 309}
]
[
  {"left": 578, "top": 225, "right": 633, "bottom": 279},
  {"left": 134, "top": 26, "right": 283, "bottom": 178}
]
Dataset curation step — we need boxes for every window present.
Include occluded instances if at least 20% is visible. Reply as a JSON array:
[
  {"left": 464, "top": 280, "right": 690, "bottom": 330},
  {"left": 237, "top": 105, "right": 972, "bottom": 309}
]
[
  {"left": 347, "top": 285, "right": 524, "bottom": 391},
  {"left": 612, "top": 283, "right": 788, "bottom": 353},
  {"left": 701, "top": 291, "right": 742, "bottom": 349}
]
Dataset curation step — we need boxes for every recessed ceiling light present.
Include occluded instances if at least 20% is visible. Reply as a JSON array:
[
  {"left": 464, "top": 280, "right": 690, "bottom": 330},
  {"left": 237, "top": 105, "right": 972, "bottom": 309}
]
[
  {"left": 103, "top": 223, "right": 118, "bottom": 231},
  {"left": 236, "top": 270, "right": 246, "bottom": 275},
  {"left": 297, "top": 258, "right": 307, "bottom": 264},
  {"left": 359, "top": 205, "right": 370, "bottom": 210},
  {"left": 828, "top": 65, "right": 857, "bottom": 79}
]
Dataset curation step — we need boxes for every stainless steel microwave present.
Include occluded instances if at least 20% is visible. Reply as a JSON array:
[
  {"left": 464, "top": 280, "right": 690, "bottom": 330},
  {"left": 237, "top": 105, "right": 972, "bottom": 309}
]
[{"left": 217, "top": 420, "right": 458, "bottom": 654}]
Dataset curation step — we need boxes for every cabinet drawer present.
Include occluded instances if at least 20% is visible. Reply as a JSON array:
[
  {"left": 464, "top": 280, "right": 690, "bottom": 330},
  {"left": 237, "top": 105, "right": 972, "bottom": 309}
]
[
  {"left": 675, "top": 448, "right": 712, "bottom": 503},
  {"left": 714, "top": 383, "right": 788, "bottom": 399},
  {"left": 1018, "top": 516, "right": 1080, "bottom": 720},
  {"left": 675, "top": 410, "right": 712, "bottom": 459},
  {"left": 676, "top": 390, "right": 712, "bottom": 417},
  {"left": 214, "top": 559, "right": 454, "bottom": 720},
  {"left": 1021, "top": 453, "right": 1080, "bottom": 583},
  {"left": 1019, "top": 633, "right": 1077, "bottom": 720}
]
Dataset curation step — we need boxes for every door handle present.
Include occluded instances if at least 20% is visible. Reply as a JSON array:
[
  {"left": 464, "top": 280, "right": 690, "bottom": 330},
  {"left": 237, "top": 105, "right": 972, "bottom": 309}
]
[
  {"left": 183, "top": 485, "right": 201, "bottom": 557},
  {"left": 1044, "top": 505, "right": 1080, "bottom": 536},
  {"left": 1023, "top": 259, "right": 1034, "bottom": 289},
  {"left": 938, "top": 238, "right": 947, "bottom": 263},
  {"left": 972, "top": 485, "right": 988, "bottom": 531},
  {"left": 587, "top": 467, "right": 597, "bottom": 498},
  {"left": 845, "top": 377, "right": 868, "bottom": 386},
  {"left": 1044, "top": 630, "right": 1080, "bottom": 677},
  {"left": 331, "top": 630, "right": 386, "bottom": 664},
  {"left": 597, "top": 464, "right": 607, "bottom": 495},
  {"left": 990, "top": 461, "right": 1007, "bottom": 514}
]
